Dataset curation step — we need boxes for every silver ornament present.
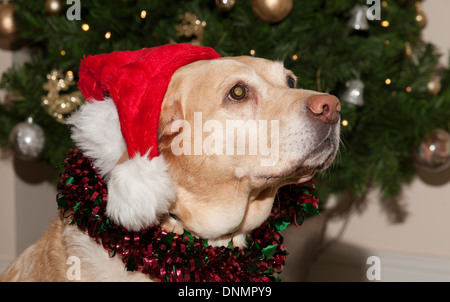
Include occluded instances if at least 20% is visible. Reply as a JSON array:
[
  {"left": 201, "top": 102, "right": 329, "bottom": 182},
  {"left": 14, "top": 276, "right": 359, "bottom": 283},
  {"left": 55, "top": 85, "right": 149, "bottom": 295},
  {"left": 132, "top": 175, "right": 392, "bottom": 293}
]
[
  {"left": 348, "top": 5, "right": 369, "bottom": 31},
  {"left": 341, "top": 79, "right": 365, "bottom": 106},
  {"left": 9, "top": 117, "right": 45, "bottom": 160}
]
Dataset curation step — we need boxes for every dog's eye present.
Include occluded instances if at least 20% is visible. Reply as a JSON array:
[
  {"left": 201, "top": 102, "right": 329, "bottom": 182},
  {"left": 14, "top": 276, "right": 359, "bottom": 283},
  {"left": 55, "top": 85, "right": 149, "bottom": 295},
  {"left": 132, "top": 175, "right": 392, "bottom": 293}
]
[
  {"left": 287, "top": 76, "right": 295, "bottom": 88},
  {"left": 229, "top": 84, "right": 247, "bottom": 101}
]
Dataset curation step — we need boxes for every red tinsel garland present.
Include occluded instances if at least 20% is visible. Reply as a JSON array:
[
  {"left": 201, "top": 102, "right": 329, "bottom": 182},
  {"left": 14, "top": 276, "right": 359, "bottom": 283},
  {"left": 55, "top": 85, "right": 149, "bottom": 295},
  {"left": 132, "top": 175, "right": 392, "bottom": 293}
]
[{"left": 57, "top": 149, "right": 319, "bottom": 282}]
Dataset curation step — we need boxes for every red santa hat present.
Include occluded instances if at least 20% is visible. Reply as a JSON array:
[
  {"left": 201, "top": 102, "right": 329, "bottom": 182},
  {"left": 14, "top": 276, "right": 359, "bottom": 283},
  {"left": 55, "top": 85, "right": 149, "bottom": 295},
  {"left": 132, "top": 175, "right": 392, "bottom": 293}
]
[{"left": 75, "top": 44, "right": 221, "bottom": 231}]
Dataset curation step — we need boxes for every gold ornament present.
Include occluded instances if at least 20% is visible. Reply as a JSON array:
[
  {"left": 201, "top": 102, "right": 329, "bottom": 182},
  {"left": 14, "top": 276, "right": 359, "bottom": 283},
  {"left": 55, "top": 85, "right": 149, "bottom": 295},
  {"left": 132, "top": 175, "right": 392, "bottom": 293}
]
[
  {"left": 427, "top": 76, "right": 441, "bottom": 96},
  {"left": 0, "top": 1, "right": 21, "bottom": 49},
  {"left": 0, "top": 1, "right": 15, "bottom": 39},
  {"left": 251, "top": 0, "right": 293, "bottom": 23},
  {"left": 175, "top": 12, "right": 206, "bottom": 46},
  {"left": 41, "top": 70, "right": 84, "bottom": 123},
  {"left": 414, "top": 1, "right": 426, "bottom": 28},
  {"left": 45, "top": 0, "right": 63, "bottom": 15},
  {"left": 215, "top": 0, "right": 235, "bottom": 12}
]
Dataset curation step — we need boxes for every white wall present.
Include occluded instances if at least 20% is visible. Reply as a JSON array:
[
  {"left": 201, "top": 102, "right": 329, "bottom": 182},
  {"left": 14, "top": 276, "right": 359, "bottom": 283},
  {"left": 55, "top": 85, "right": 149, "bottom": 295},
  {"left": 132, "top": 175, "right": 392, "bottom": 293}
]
[
  {"left": 0, "top": 49, "right": 18, "bottom": 260},
  {"left": 0, "top": 147, "right": 16, "bottom": 259},
  {"left": 0, "top": 48, "right": 57, "bottom": 262},
  {"left": 309, "top": 0, "right": 450, "bottom": 281}
]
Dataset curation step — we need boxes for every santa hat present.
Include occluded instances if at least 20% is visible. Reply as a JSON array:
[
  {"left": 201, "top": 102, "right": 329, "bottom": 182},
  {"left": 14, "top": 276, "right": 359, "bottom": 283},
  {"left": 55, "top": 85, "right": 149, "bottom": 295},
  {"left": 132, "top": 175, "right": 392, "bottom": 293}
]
[{"left": 71, "top": 44, "right": 221, "bottom": 231}]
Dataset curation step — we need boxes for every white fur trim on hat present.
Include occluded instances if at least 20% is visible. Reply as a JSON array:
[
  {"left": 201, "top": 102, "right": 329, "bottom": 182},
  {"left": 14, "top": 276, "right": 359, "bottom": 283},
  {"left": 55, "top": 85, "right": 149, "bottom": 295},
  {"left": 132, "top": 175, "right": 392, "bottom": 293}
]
[
  {"left": 66, "top": 98, "right": 125, "bottom": 178},
  {"left": 67, "top": 98, "right": 176, "bottom": 231},
  {"left": 106, "top": 152, "right": 176, "bottom": 231}
]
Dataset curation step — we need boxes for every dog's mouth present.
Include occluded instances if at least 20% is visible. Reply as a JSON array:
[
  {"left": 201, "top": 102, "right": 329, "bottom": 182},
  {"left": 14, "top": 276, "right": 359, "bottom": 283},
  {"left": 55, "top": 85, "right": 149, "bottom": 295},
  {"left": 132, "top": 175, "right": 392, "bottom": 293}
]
[
  {"left": 254, "top": 132, "right": 338, "bottom": 186},
  {"left": 302, "top": 137, "right": 337, "bottom": 169}
]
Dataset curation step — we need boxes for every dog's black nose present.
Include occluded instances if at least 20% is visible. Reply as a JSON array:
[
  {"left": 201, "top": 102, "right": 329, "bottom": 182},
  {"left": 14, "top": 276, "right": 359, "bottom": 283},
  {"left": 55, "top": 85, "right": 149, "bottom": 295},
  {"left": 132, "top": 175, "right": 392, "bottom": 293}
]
[{"left": 307, "top": 94, "right": 341, "bottom": 124}]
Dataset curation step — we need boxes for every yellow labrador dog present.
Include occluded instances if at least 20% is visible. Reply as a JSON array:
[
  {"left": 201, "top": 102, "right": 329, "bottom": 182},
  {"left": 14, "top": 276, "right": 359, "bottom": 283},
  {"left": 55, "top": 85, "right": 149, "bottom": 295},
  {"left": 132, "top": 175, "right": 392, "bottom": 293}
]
[{"left": 0, "top": 54, "right": 340, "bottom": 281}]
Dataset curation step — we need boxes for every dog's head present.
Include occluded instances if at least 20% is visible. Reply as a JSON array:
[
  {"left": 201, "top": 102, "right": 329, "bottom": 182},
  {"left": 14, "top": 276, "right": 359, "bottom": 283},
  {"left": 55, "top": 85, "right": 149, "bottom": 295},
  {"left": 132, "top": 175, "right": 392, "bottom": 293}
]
[
  {"left": 158, "top": 56, "right": 340, "bottom": 246},
  {"left": 68, "top": 45, "right": 340, "bottom": 248}
]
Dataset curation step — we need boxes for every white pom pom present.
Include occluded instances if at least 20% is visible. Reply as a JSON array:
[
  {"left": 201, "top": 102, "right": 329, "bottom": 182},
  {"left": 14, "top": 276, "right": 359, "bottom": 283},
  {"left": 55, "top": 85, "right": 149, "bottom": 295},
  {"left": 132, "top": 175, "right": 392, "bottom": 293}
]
[
  {"left": 106, "top": 153, "right": 176, "bottom": 231},
  {"left": 66, "top": 98, "right": 125, "bottom": 178}
]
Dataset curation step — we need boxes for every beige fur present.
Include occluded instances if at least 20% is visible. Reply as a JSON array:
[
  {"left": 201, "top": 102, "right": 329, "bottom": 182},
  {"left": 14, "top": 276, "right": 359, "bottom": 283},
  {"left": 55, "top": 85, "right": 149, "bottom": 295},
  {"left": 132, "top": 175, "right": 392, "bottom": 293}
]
[{"left": 1, "top": 56, "right": 339, "bottom": 281}]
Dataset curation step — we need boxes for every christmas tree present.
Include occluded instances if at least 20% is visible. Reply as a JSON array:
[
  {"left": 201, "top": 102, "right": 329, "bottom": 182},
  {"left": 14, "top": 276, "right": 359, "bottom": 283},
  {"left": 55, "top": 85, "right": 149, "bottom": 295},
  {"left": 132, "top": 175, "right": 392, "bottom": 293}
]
[{"left": 0, "top": 0, "right": 449, "bottom": 215}]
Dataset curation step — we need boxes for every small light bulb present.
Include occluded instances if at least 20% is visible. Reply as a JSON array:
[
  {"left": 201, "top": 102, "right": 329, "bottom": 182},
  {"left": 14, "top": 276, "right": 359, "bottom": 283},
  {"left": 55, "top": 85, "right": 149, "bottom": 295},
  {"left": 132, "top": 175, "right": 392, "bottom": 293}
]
[
  {"left": 140, "top": 10, "right": 147, "bottom": 19},
  {"left": 82, "top": 23, "right": 90, "bottom": 31},
  {"left": 105, "top": 32, "right": 111, "bottom": 39}
]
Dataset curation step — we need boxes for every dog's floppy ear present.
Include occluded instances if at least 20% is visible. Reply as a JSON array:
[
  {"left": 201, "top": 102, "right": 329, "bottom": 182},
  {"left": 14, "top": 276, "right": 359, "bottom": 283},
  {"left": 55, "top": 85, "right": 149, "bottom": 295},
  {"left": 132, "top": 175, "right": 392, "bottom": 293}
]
[{"left": 158, "top": 96, "right": 185, "bottom": 151}]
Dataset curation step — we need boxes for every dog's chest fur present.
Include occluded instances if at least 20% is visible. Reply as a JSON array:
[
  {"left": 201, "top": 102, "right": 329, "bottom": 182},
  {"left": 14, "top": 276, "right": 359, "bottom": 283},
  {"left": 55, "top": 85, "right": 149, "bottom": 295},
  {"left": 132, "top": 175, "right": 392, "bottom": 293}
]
[{"left": 0, "top": 217, "right": 150, "bottom": 282}]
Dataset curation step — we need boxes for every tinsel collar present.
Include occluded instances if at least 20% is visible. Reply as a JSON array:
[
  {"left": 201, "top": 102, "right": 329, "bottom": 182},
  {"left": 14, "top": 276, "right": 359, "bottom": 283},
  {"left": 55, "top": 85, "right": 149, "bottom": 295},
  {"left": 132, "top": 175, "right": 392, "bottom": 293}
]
[{"left": 57, "top": 149, "right": 320, "bottom": 282}]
